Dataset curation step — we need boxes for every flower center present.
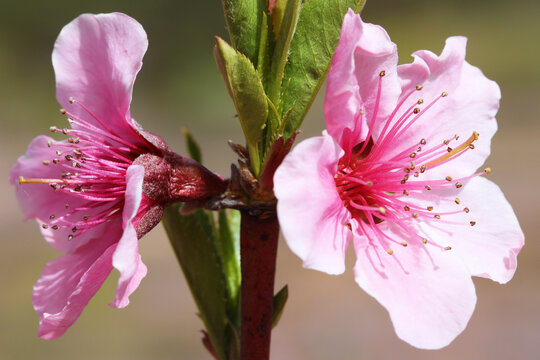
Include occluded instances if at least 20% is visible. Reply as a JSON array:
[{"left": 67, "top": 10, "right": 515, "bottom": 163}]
[
  {"left": 18, "top": 98, "right": 149, "bottom": 241},
  {"left": 334, "top": 71, "right": 490, "bottom": 255}
]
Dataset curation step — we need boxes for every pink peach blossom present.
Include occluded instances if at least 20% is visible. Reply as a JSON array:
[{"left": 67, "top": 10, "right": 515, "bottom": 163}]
[
  {"left": 274, "top": 10, "right": 524, "bottom": 349},
  {"left": 10, "top": 13, "right": 225, "bottom": 340}
]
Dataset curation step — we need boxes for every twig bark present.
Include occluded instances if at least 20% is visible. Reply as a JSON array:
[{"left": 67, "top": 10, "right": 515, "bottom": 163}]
[{"left": 240, "top": 210, "right": 279, "bottom": 360}]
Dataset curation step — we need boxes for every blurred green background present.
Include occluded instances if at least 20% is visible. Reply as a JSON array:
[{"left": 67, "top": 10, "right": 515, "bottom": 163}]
[{"left": 1, "top": 0, "right": 539, "bottom": 359}]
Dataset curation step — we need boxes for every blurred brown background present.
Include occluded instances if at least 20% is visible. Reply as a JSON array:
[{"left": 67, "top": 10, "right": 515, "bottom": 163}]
[{"left": 1, "top": 0, "right": 539, "bottom": 359}]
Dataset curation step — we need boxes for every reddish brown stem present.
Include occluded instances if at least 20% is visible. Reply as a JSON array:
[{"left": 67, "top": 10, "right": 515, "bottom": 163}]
[{"left": 240, "top": 210, "right": 279, "bottom": 360}]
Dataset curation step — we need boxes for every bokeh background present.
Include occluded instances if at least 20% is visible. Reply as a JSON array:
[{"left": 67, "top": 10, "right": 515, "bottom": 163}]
[{"left": 1, "top": 0, "right": 539, "bottom": 359}]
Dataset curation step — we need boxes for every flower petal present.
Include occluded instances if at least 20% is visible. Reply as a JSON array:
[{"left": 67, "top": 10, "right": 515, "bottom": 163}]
[
  {"left": 110, "top": 165, "right": 147, "bottom": 308},
  {"left": 353, "top": 223, "right": 476, "bottom": 349},
  {"left": 375, "top": 37, "right": 499, "bottom": 179},
  {"left": 32, "top": 226, "right": 119, "bottom": 340},
  {"left": 274, "top": 133, "right": 351, "bottom": 275},
  {"left": 10, "top": 135, "right": 115, "bottom": 253},
  {"left": 325, "top": 10, "right": 400, "bottom": 147},
  {"left": 52, "top": 13, "right": 148, "bottom": 144},
  {"left": 417, "top": 176, "right": 523, "bottom": 284}
]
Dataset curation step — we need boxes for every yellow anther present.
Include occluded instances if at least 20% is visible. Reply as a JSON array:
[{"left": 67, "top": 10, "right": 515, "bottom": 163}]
[
  {"left": 427, "top": 206, "right": 433, "bottom": 211},
  {"left": 401, "top": 241, "right": 408, "bottom": 247},
  {"left": 380, "top": 70, "right": 386, "bottom": 77},
  {"left": 387, "top": 249, "right": 394, "bottom": 255},
  {"left": 445, "top": 176, "right": 452, "bottom": 181},
  {"left": 484, "top": 168, "right": 491, "bottom": 174},
  {"left": 455, "top": 198, "right": 461, "bottom": 204},
  {"left": 416, "top": 85, "right": 423, "bottom": 91},
  {"left": 470, "top": 221, "right": 476, "bottom": 226},
  {"left": 422, "top": 238, "right": 428, "bottom": 244}
]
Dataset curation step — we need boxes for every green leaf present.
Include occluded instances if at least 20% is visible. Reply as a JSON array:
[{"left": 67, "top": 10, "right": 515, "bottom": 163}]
[
  {"left": 270, "top": 0, "right": 288, "bottom": 38},
  {"left": 272, "top": 284, "right": 289, "bottom": 328},
  {"left": 226, "top": 319, "right": 241, "bottom": 360},
  {"left": 182, "top": 128, "right": 202, "bottom": 163},
  {"left": 214, "top": 37, "right": 269, "bottom": 175},
  {"left": 162, "top": 205, "right": 229, "bottom": 360},
  {"left": 279, "top": 0, "right": 366, "bottom": 137},
  {"left": 221, "top": 0, "right": 266, "bottom": 66},
  {"left": 256, "top": 12, "right": 271, "bottom": 84},
  {"left": 216, "top": 210, "right": 241, "bottom": 321},
  {"left": 267, "top": 0, "right": 302, "bottom": 103}
]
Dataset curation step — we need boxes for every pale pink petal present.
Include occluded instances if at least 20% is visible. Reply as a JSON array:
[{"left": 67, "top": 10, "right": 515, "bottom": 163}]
[
  {"left": 353, "top": 223, "right": 476, "bottom": 349},
  {"left": 10, "top": 136, "right": 114, "bottom": 253},
  {"left": 110, "top": 165, "right": 147, "bottom": 308},
  {"left": 274, "top": 133, "right": 351, "bottom": 275},
  {"left": 375, "top": 37, "right": 499, "bottom": 179},
  {"left": 325, "top": 10, "right": 400, "bottom": 147},
  {"left": 52, "top": 13, "right": 148, "bottom": 144},
  {"left": 32, "top": 224, "right": 119, "bottom": 340},
  {"left": 417, "top": 176, "right": 523, "bottom": 284}
]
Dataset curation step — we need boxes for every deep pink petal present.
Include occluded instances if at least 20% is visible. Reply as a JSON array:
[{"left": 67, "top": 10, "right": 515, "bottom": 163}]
[
  {"left": 325, "top": 10, "right": 400, "bottom": 147},
  {"left": 375, "top": 37, "right": 499, "bottom": 180},
  {"left": 52, "top": 13, "right": 148, "bottom": 144},
  {"left": 110, "top": 165, "right": 147, "bottom": 308},
  {"left": 10, "top": 135, "right": 116, "bottom": 253},
  {"left": 32, "top": 223, "right": 120, "bottom": 340},
  {"left": 353, "top": 223, "right": 476, "bottom": 349},
  {"left": 274, "top": 133, "right": 351, "bottom": 275},
  {"left": 416, "top": 177, "right": 524, "bottom": 284}
]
